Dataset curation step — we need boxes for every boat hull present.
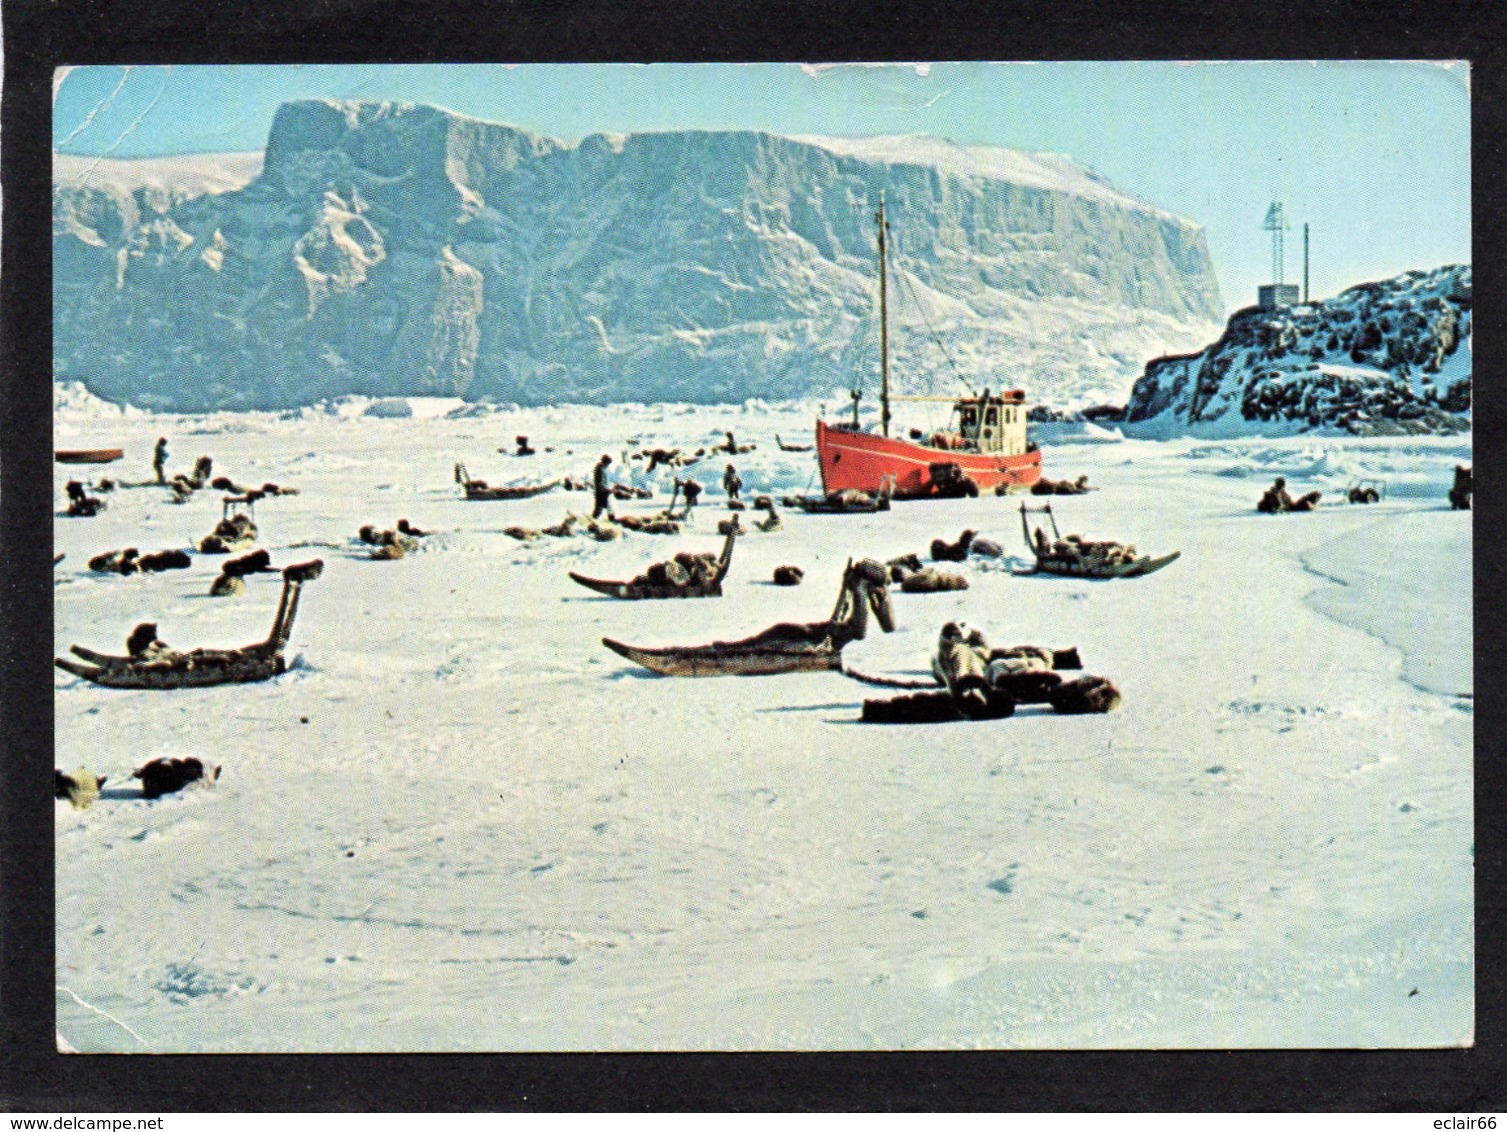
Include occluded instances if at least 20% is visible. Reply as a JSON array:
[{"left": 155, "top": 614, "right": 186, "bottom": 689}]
[
  {"left": 56, "top": 449, "right": 124, "bottom": 464},
  {"left": 816, "top": 421, "right": 1040, "bottom": 497}
]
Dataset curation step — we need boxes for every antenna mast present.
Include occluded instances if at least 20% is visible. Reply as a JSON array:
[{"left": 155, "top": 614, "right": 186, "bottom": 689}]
[
  {"left": 1263, "top": 201, "right": 1290, "bottom": 286},
  {"left": 877, "top": 193, "right": 891, "bottom": 438},
  {"left": 1303, "top": 222, "right": 1310, "bottom": 303}
]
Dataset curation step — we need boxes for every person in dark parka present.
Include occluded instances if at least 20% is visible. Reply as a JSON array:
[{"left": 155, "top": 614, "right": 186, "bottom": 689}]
[{"left": 592, "top": 455, "right": 614, "bottom": 519}]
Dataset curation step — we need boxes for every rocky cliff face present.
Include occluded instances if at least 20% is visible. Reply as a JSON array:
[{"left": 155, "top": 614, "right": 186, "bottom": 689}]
[
  {"left": 1123, "top": 266, "right": 1471, "bottom": 437},
  {"left": 54, "top": 99, "right": 1224, "bottom": 411}
]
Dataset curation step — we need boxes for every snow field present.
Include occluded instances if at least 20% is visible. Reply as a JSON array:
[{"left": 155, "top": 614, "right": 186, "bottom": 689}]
[{"left": 54, "top": 402, "right": 1472, "bottom": 1049}]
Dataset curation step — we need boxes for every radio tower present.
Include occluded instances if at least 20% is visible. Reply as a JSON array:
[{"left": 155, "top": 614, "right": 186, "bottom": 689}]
[
  {"left": 1303, "top": 222, "right": 1310, "bottom": 303},
  {"left": 1263, "top": 201, "right": 1290, "bottom": 285}
]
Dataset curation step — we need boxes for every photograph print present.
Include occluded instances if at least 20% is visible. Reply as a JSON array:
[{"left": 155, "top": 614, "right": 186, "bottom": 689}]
[{"left": 51, "top": 60, "right": 1472, "bottom": 1052}]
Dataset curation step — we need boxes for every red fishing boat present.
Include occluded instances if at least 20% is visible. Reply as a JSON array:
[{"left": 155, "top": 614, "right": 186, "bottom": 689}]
[{"left": 815, "top": 196, "right": 1042, "bottom": 499}]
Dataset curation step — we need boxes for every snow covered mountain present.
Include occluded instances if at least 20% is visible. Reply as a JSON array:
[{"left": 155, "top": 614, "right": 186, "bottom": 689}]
[
  {"left": 54, "top": 99, "right": 1223, "bottom": 412},
  {"left": 1124, "top": 266, "right": 1471, "bottom": 437}
]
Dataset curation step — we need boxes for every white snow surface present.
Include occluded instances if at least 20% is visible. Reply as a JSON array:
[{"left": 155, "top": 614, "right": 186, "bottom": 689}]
[{"left": 54, "top": 402, "right": 1472, "bottom": 1051}]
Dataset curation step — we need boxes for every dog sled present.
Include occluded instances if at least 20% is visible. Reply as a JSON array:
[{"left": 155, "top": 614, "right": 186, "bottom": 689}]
[
  {"left": 55, "top": 560, "right": 324, "bottom": 689},
  {"left": 784, "top": 475, "right": 895, "bottom": 514},
  {"left": 1255, "top": 477, "right": 1322, "bottom": 514},
  {"left": 454, "top": 463, "right": 560, "bottom": 501},
  {"left": 63, "top": 481, "right": 107, "bottom": 517},
  {"left": 849, "top": 623, "right": 1120, "bottom": 723},
  {"left": 602, "top": 557, "right": 894, "bottom": 676},
  {"left": 570, "top": 525, "right": 737, "bottom": 599},
  {"left": 1018, "top": 503, "right": 1179, "bottom": 579},
  {"left": 199, "top": 495, "right": 259, "bottom": 554}
]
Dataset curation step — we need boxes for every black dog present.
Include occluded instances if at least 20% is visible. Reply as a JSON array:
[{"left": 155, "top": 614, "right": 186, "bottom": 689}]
[{"left": 133, "top": 757, "right": 221, "bottom": 800}]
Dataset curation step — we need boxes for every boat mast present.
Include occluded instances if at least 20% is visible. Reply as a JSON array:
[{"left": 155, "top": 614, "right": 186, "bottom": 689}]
[{"left": 877, "top": 193, "right": 891, "bottom": 438}]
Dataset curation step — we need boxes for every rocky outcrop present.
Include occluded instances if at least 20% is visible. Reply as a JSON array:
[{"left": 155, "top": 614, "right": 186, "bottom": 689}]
[
  {"left": 1124, "top": 266, "right": 1471, "bottom": 436},
  {"left": 55, "top": 99, "right": 1224, "bottom": 411}
]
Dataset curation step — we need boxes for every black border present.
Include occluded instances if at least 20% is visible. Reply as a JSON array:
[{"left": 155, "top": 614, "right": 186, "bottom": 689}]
[{"left": 4, "top": 0, "right": 1504, "bottom": 1112}]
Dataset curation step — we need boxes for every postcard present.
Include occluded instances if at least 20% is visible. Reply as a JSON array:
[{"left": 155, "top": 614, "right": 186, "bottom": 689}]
[{"left": 50, "top": 61, "right": 1472, "bottom": 1052}]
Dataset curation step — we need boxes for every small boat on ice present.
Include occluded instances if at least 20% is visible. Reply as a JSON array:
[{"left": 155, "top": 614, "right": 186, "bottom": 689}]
[
  {"left": 814, "top": 194, "right": 1042, "bottom": 500},
  {"left": 1018, "top": 503, "right": 1180, "bottom": 579},
  {"left": 602, "top": 557, "right": 894, "bottom": 676},
  {"left": 55, "top": 448, "right": 124, "bottom": 465}
]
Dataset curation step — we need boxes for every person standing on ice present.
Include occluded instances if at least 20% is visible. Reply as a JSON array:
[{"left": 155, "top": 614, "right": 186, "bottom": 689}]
[
  {"left": 677, "top": 477, "right": 702, "bottom": 510},
  {"left": 723, "top": 463, "right": 742, "bottom": 503},
  {"left": 592, "top": 454, "right": 614, "bottom": 519},
  {"left": 153, "top": 437, "right": 169, "bottom": 485}
]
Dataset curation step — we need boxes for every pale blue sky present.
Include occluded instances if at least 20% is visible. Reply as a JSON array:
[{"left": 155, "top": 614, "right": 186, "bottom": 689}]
[{"left": 53, "top": 61, "right": 1470, "bottom": 316}]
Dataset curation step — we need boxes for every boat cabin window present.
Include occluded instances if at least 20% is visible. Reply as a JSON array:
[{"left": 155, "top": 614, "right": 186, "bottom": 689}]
[
  {"left": 959, "top": 407, "right": 978, "bottom": 429},
  {"left": 985, "top": 406, "right": 999, "bottom": 428}
]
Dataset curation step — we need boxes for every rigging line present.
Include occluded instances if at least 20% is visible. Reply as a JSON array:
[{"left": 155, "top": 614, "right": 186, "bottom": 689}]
[
  {"left": 898, "top": 266, "right": 973, "bottom": 396},
  {"left": 55, "top": 67, "right": 134, "bottom": 152},
  {"left": 894, "top": 263, "right": 976, "bottom": 397}
]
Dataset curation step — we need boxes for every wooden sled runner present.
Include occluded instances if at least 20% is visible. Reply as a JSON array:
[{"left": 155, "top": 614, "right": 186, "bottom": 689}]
[
  {"left": 55, "top": 560, "right": 324, "bottom": 689},
  {"left": 570, "top": 525, "right": 737, "bottom": 599},
  {"left": 602, "top": 558, "right": 894, "bottom": 676},
  {"left": 1108, "top": 552, "right": 1181, "bottom": 578},
  {"left": 1017, "top": 503, "right": 1179, "bottom": 579},
  {"left": 454, "top": 463, "right": 559, "bottom": 501}
]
